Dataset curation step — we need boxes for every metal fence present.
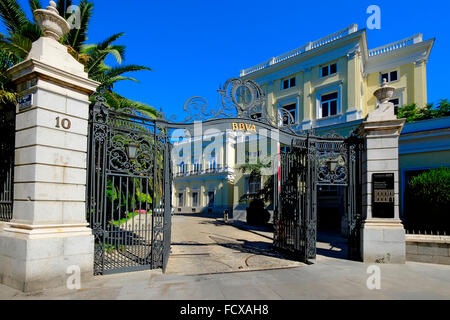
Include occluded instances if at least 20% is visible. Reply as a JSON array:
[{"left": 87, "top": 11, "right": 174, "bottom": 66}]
[
  {"left": 0, "top": 107, "right": 15, "bottom": 222},
  {"left": 405, "top": 228, "right": 449, "bottom": 236}
]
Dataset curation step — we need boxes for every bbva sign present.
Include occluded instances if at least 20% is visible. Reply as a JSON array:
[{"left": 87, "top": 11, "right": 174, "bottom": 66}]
[{"left": 232, "top": 122, "right": 257, "bottom": 133}]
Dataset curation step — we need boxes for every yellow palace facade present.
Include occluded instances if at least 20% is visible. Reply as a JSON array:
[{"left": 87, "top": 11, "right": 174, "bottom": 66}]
[{"left": 172, "top": 24, "right": 435, "bottom": 222}]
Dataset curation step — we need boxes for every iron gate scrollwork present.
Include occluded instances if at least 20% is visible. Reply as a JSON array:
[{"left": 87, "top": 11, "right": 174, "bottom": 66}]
[
  {"left": 274, "top": 134, "right": 363, "bottom": 263},
  {"left": 0, "top": 107, "right": 15, "bottom": 223},
  {"left": 87, "top": 96, "right": 172, "bottom": 275},
  {"left": 274, "top": 142, "right": 309, "bottom": 261},
  {"left": 346, "top": 135, "right": 364, "bottom": 261}
]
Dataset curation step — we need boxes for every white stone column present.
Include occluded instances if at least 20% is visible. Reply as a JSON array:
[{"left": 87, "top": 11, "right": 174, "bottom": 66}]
[
  {"left": 0, "top": 2, "right": 99, "bottom": 292},
  {"left": 358, "top": 80, "right": 406, "bottom": 264}
]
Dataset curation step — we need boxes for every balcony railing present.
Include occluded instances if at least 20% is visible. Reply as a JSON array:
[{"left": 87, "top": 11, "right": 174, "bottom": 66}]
[
  {"left": 368, "top": 34, "right": 423, "bottom": 57},
  {"left": 240, "top": 24, "right": 358, "bottom": 77},
  {"left": 175, "top": 165, "right": 234, "bottom": 177}
]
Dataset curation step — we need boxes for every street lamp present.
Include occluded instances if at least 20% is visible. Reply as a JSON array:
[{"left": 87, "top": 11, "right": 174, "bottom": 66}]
[{"left": 126, "top": 143, "right": 139, "bottom": 161}]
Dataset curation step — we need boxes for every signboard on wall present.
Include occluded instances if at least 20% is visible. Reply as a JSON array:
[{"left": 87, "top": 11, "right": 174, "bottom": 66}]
[
  {"left": 372, "top": 173, "right": 395, "bottom": 218},
  {"left": 18, "top": 94, "right": 32, "bottom": 111}
]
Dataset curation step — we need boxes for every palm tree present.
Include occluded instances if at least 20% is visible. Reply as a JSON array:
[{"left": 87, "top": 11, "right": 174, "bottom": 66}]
[
  {"left": 0, "top": 0, "right": 39, "bottom": 106},
  {"left": 79, "top": 32, "right": 158, "bottom": 117},
  {"left": 0, "top": 50, "right": 16, "bottom": 105},
  {"left": 0, "top": 0, "right": 42, "bottom": 60},
  {"left": 0, "top": 0, "right": 157, "bottom": 117},
  {"left": 238, "top": 158, "right": 275, "bottom": 203}
]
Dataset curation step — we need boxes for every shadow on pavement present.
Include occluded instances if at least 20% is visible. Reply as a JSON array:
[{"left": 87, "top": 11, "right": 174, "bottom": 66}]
[
  {"left": 316, "top": 231, "right": 348, "bottom": 260},
  {"left": 175, "top": 212, "right": 221, "bottom": 219}
]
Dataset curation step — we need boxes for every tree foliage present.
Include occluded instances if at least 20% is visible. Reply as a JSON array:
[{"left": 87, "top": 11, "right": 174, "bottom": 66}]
[
  {"left": 0, "top": 0, "right": 156, "bottom": 116},
  {"left": 0, "top": 49, "right": 16, "bottom": 104},
  {"left": 406, "top": 167, "right": 450, "bottom": 233},
  {"left": 409, "top": 167, "right": 450, "bottom": 208},
  {"left": 237, "top": 158, "right": 274, "bottom": 204},
  {"left": 397, "top": 100, "right": 450, "bottom": 123}
]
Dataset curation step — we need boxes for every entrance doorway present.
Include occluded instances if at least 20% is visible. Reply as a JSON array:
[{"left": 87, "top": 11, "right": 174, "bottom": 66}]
[
  {"left": 317, "top": 186, "right": 344, "bottom": 233},
  {"left": 317, "top": 186, "right": 349, "bottom": 260},
  {"left": 192, "top": 192, "right": 199, "bottom": 208},
  {"left": 208, "top": 192, "right": 215, "bottom": 207}
]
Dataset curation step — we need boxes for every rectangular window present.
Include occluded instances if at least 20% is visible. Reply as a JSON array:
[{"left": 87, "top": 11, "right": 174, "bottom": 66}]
[
  {"left": 389, "top": 98, "right": 400, "bottom": 108},
  {"left": 178, "top": 193, "right": 184, "bottom": 207},
  {"left": 320, "top": 92, "right": 338, "bottom": 118},
  {"left": 282, "top": 103, "right": 297, "bottom": 125},
  {"left": 381, "top": 70, "right": 398, "bottom": 83},
  {"left": 390, "top": 98, "right": 400, "bottom": 116},
  {"left": 321, "top": 63, "right": 337, "bottom": 78},
  {"left": 390, "top": 71, "right": 398, "bottom": 82},
  {"left": 330, "top": 63, "right": 337, "bottom": 75},
  {"left": 192, "top": 192, "right": 199, "bottom": 207},
  {"left": 282, "top": 77, "right": 296, "bottom": 90},
  {"left": 248, "top": 176, "right": 262, "bottom": 194},
  {"left": 290, "top": 77, "right": 296, "bottom": 88},
  {"left": 208, "top": 192, "right": 215, "bottom": 207}
]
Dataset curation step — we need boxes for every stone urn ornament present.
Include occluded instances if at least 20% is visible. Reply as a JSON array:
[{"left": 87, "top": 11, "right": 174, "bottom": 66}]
[
  {"left": 367, "top": 79, "right": 397, "bottom": 121},
  {"left": 33, "top": 1, "right": 70, "bottom": 41},
  {"left": 374, "top": 79, "right": 395, "bottom": 104}
]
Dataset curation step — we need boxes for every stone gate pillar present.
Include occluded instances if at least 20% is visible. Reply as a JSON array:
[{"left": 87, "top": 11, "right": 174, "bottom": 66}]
[
  {"left": 0, "top": 2, "right": 99, "bottom": 292},
  {"left": 358, "top": 80, "right": 406, "bottom": 264}
]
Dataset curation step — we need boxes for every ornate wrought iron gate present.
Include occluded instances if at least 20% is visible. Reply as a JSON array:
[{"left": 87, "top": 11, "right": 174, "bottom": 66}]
[
  {"left": 274, "top": 134, "right": 363, "bottom": 263},
  {"left": 0, "top": 107, "right": 15, "bottom": 223},
  {"left": 87, "top": 97, "right": 172, "bottom": 275},
  {"left": 86, "top": 78, "right": 364, "bottom": 275},
  {"left": 274, "top": 142, "right": 310, "bottom": 262}
]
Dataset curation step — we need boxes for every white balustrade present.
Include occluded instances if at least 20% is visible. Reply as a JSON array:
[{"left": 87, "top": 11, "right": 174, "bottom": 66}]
[
  {"left": 369, "top": 34, "right": 423, "bottom": 57},
  {"left": 240, "top": 24, "right": 359, "bottom": 76}
]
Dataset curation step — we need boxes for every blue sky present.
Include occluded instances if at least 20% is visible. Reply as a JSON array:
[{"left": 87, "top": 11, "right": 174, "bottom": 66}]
[{"left": 4, "top": 0, "right": 450, "bottom": 119}]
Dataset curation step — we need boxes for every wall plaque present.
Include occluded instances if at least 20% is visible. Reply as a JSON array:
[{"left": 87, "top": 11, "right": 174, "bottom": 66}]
[
  {"left": 372, "top": 173, "right": 395, "bottom": 218},
  {"left": 18, "top": 94, "right": 33, "bottom": 111}
]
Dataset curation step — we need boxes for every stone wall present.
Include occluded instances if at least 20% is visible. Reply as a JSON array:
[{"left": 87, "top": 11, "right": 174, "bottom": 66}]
[{"left": 406, "top": 235, "right": 450, "bottom": 265}]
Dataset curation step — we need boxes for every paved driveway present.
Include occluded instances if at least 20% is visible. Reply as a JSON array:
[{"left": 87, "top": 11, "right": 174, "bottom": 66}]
[{"left": 165, "top": 213, "right": 304, "bottom": 275}]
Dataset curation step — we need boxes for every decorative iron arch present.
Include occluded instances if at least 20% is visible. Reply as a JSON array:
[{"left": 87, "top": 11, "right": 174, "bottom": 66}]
[{"left": 166, "top": 78, "right": 298, "bottom": 134}]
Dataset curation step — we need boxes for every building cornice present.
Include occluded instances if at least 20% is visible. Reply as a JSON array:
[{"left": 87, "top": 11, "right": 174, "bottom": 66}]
[
  {"left": 364, "top": 38, "right": 435, "bottom": 75},
  {"left": 240, "top": 25, "right": 362, "bottom": 79},
  {"left": 8, "top": 58, "right": 99, "bottom": 94}
]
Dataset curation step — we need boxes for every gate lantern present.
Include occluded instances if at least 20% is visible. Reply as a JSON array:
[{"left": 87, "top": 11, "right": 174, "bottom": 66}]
[
  {"left": 326, "top": 160, "right": 339, "bottom": 173},
  {"left": 126, "top": 143, "right": 139, "bottom": 160}
]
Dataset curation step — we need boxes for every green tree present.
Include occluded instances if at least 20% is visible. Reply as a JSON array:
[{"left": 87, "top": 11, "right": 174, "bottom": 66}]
[
  {"left": 237, "top": 158, "right": 274, "bottom": 225},
  {"left": 409, "top": 168, "right": 450, "bottom": 209},
  {"left": 407, "top": 167, "right": 450, "bottom": 232},
  {"left": 397, "top": 100, "right": 450, "bottom": 123},
  {"left": 79, "top": 32, "right": 157, "bottom": 117},
  {"left": 237, "top": 158, "right": 274, "bottom": 204},
  {"left": 0, "top": 0, "right": 157, "bottom": 117},
  {"left": 0, "top": 50, "right": 16, "bottom": 104}
]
